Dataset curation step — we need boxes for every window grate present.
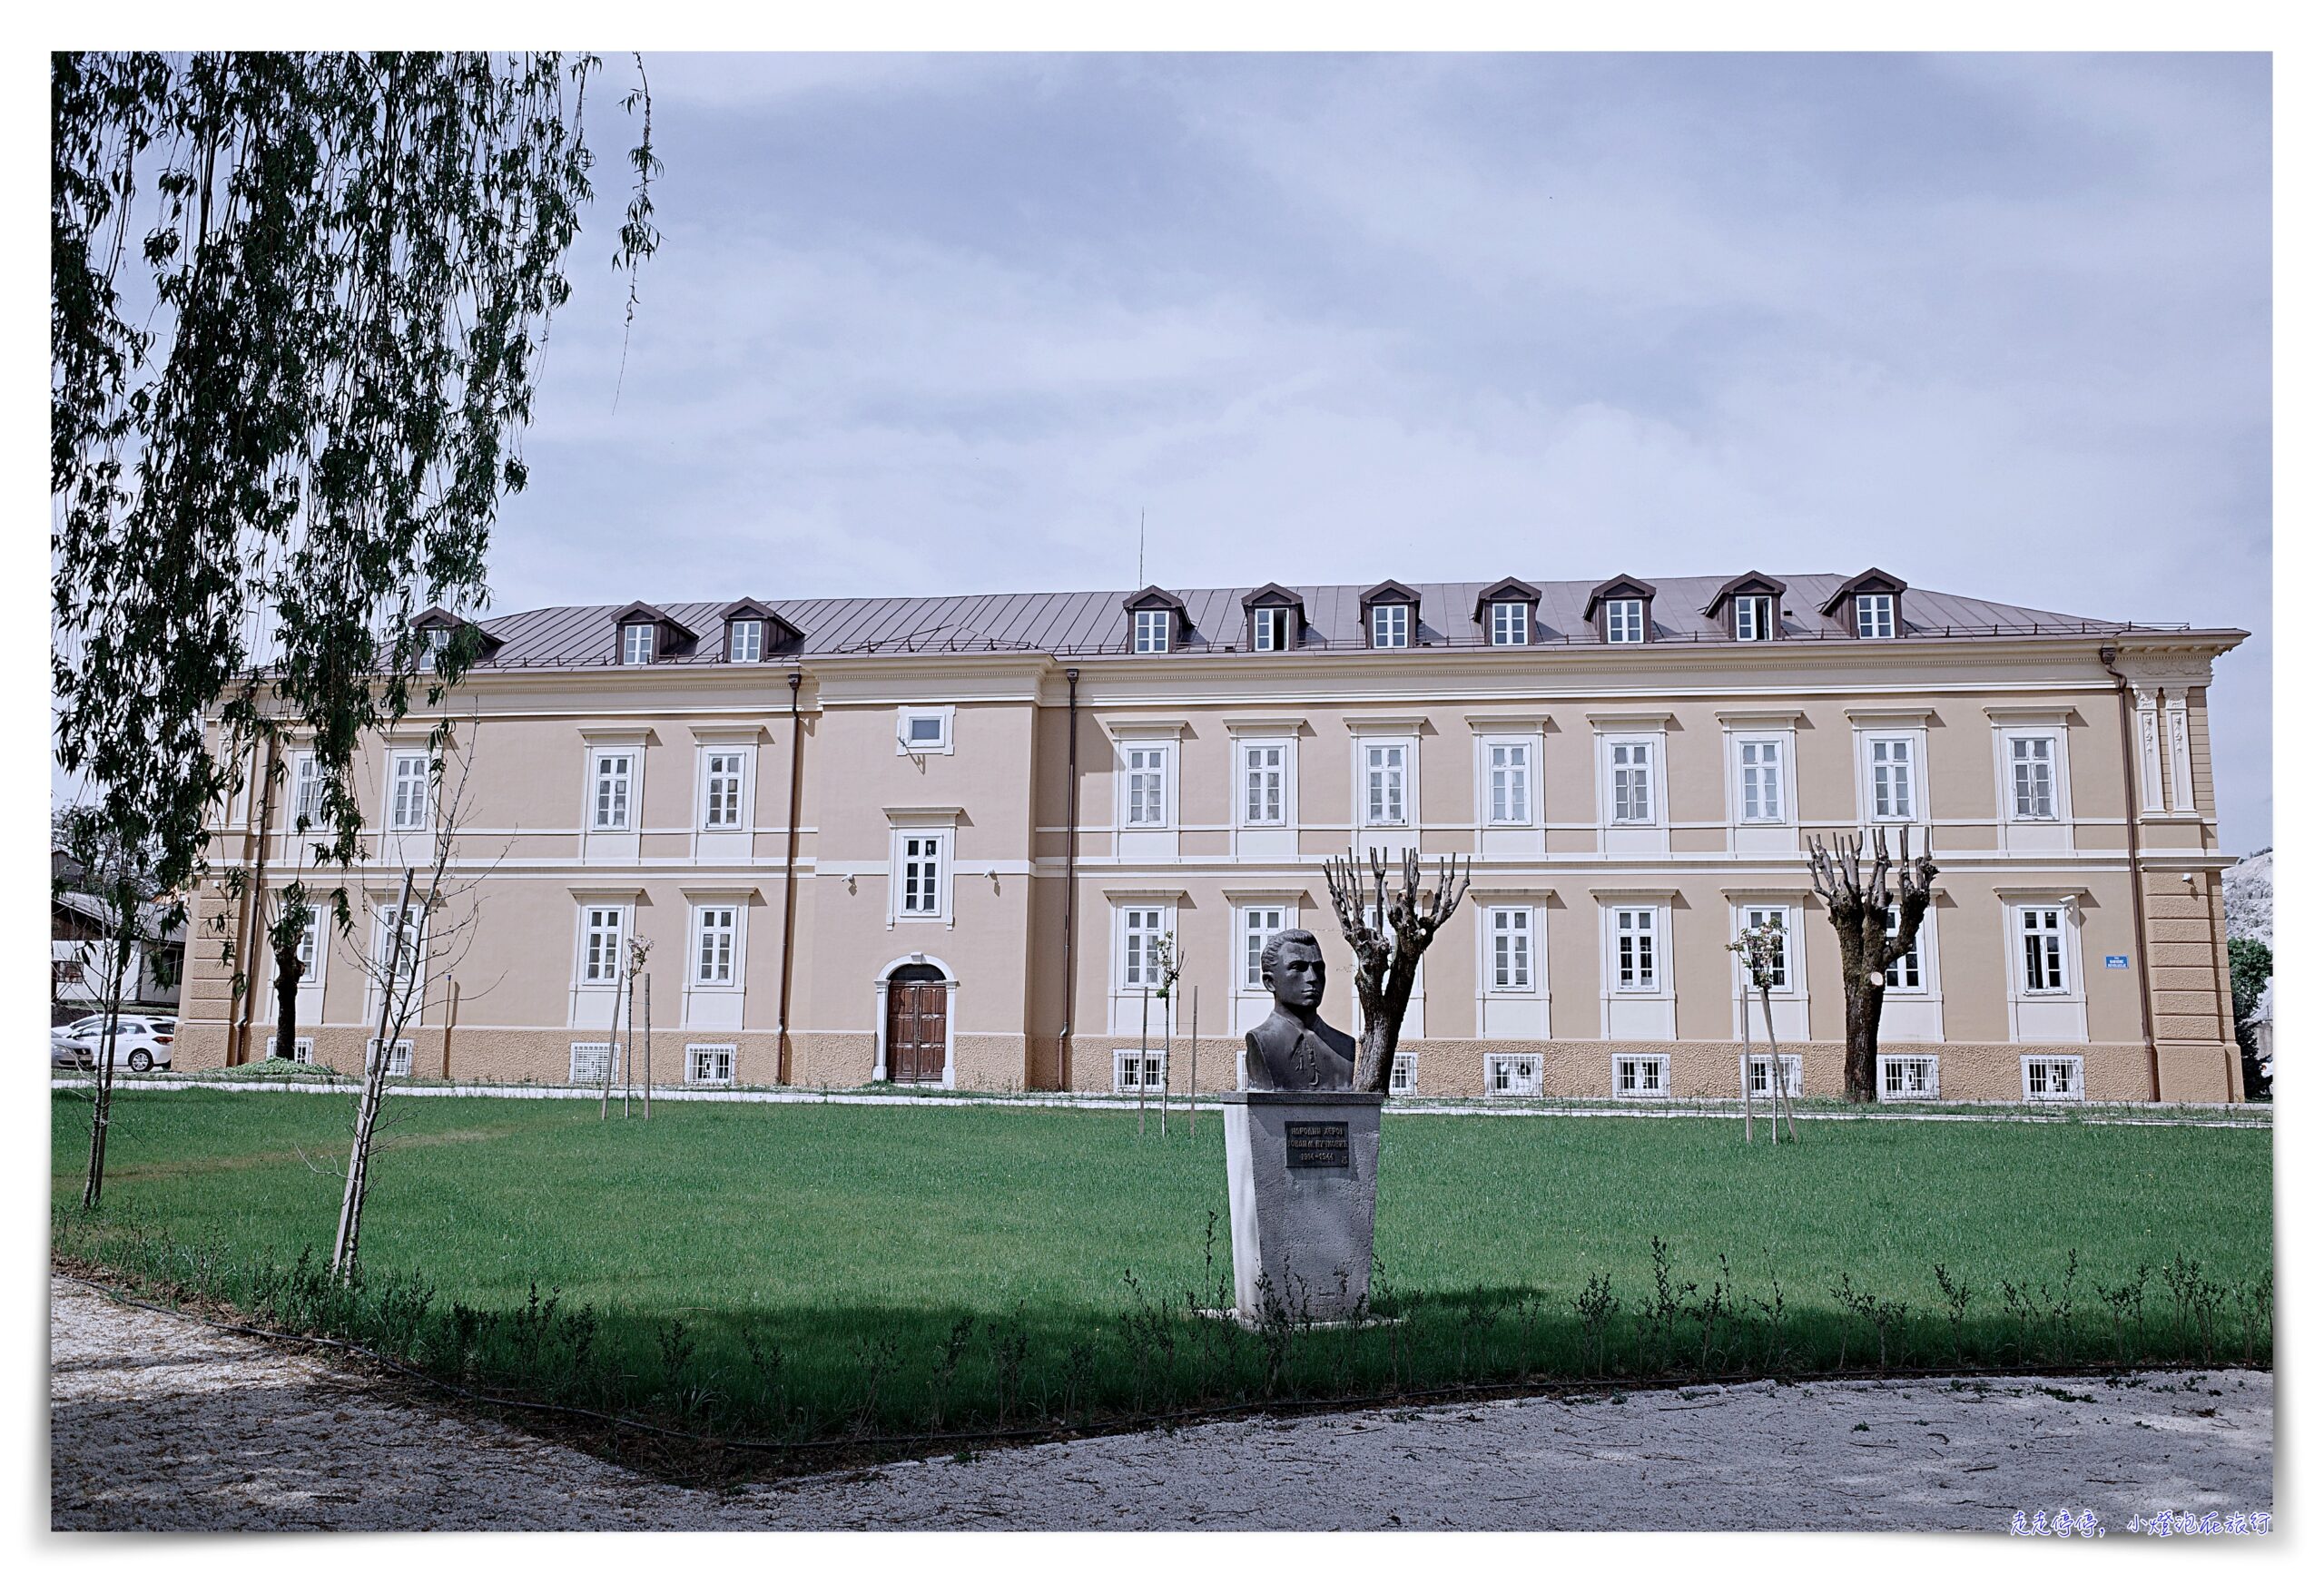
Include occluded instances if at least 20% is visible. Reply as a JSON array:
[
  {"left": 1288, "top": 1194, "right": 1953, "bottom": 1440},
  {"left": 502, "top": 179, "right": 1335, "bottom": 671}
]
[
  {"left": 1613, "top": 1053, "right": 1669, "bottom": 1097},
  {"left": 1113, "top": 1048, "right": 1165, "bottom": 1093},
  {"left": 570, "top": 1042, "right": 618, "bottom": 1084},
  {"left": 2022, "top": 1055, "right": 2083, "bottom": 1101},
  {"left": 1881, "top": 1055, "right": 1939, "bottom": 1099},
  {"left": 688, "top": 1043, "right": 736, "bottom": 1086},
  {"left": 1488, "top": 1054, "right": 1541, "bottom": 1096}
]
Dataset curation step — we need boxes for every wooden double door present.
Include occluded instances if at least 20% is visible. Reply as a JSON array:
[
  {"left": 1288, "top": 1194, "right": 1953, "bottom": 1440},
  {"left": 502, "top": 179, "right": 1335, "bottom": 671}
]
[{"left": 885, "top": 968, "right": 947, "bottom": 1084}]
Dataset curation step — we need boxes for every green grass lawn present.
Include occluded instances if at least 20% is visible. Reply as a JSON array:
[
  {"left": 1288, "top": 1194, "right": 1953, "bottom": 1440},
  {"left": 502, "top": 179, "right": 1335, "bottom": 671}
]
[{"left": 52, "top": 1091, "right": 2273, "bottom": 1459}]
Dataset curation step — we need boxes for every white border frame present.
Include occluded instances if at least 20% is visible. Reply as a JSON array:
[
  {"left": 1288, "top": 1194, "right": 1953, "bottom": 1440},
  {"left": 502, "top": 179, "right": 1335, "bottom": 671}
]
[
  {"left": 1486, "top": 1052, "right": 1543, "bottom": 1097},
  {"left": 2020, "top": 1052, "right": 2085, "bottom": 1102}
]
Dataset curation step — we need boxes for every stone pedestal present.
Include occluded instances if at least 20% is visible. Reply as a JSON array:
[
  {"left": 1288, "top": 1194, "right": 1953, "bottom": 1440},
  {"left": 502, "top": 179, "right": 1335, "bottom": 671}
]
[{"left": 1221, "top": 1089, "right": 1384, "bottom": 1323}]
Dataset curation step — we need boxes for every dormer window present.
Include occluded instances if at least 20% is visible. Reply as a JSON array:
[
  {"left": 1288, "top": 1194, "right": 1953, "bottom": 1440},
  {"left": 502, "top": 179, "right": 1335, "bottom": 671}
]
[
  {"left": 1122, "top": 585, "right": 1187, "bottom": 654},
  {"left": 1735, "top": 595, "right": 1775, "bottom": 641},
  {"left": 1239, "top": 584, "right": 1305, "bottom": 653},
  {"left": 1371, "top": 604, "right": 1411, "bottom": 649},
  {"left": 1472, "top": 577, "right": 1541, "bottom": 647},
  {"left": 1819, "top": 568, "right": 1908, "bottom": 638},
  {"left": 729, "top": 620, "right": 763, "bottom": 663},
  {"left": 420, "top": 626, "right": 450, "bottom": 663},
  {"left": 622, "top": 623, "right": 656, "bottom": 664},
  {"left": 1584, "top": 574, "right": 1657, "bottom": 645}
]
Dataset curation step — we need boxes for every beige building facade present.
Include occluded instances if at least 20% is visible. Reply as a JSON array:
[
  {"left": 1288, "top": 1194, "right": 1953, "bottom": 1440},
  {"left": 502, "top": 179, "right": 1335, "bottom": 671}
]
[{"left": 178, "top": 569, "right": 2250, "bottom": 1103}]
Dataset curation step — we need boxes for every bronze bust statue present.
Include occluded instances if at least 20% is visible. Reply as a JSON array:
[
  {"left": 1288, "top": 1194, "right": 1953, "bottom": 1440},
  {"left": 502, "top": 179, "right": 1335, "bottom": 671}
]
[{"left": 1243, "top": 929, "right": 1356, "bottom": 1091}]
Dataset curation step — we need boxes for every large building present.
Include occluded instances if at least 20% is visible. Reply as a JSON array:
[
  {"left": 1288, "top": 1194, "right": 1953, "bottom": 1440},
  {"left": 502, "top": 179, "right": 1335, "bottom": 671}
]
[{"left": 180, "top": 567, "right": 2250, "bottom": 1102}]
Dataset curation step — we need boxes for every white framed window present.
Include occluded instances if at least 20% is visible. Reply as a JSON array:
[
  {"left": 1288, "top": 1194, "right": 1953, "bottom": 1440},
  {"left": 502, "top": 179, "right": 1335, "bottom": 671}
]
[
  {"left": 1749, "top": 1054, "right": 1802, "bottom": 1098},
  {"left": 387, "top": 750, "right": 432, "bottom": 832},
  {"left": 1122, "top": 744, "right": 1173, "bottom": 828},
  {"left": 2008, "top": 735, "right": 2059, "bottom": 821},
  {"left": 1738, "top": 740, "right": 1786, "bottom": 823},
  {"left": 701, "top": 751, "right": 746, "bottom": 830},
  {"left": 1370, "top": 604, "right": 1412, "bottom": 649},
  {"left": 1866, "top": 737, "right": 1916, "bottom": 821},
  {"left": 1883, "top": 904, "right": 1927, "bottom": 991},
  {"left": 621, "top": 622, "right": 656, "bottom": 664},
  {"left": 1113, "top": 1048, "right": 1166, "bottom": 1093},
  {"left": 1735, "top": 595, "right": 1775, "bottom": 641},
  {"left": 1389, "top": 1050, "right": 1418, "bottom": 1096},
  {"left": 1488, "top": 1054, "right": 1542, "bottom": 1096},
  {"left": 897, "top": 831, "right": 949, "bottom": 919},
  {"left": 1604, "top": 598, "right": 1645, "bottom": 644},
  {"left": 1881, "top": 1055, "right": 1939, "bottom": 1099},
  {"left": 1609, "top": 740, "right": 1655, "bottom": 824},
  {"left": 2017, "top": 904, "right": 2071, "bottom": 993},
  {"left": 1118, "top": 905, "right": 1167, "bottom": 990},
  {"left": 569, "top": 1041, "right": 618, "bottom": 1084},
  {"left": 1488, "top": 907, "right": 1535, "bottom": 992},
  {"left": 1252, "top": 606, "right": 1293, "bottom": 651},
  {"left": 290, "top": 906, "right": 320, "bottom": 979},
  {"left": 896, "top": 706, "right": 955, "bottom": 755},
  {"left": 290, "top": 1036, "right": 315, "bottom": 1064},
  {"left": 1361, "top": 741, "right": 1410, "bottom": 827},
  {"left": 374, "top": 904, "right": 425, "bottom": 983},
  {"left": 1855, "top": 594, "right": 1896, "bottom": 639},
  {"left": 1613, "top": 1053, "right": 1669, "bottom": 1097},
  {"left": 590, "top": 750, "right": 637, "bottom": 831},
  {"left": 688, "top": 1043, "right": 737, "bottom": 1086},
  {"left": 2021, "top": 1054, "right": 2083, "bottom": 1102},
  {"left": 1489, "top": 602, "right": 1530, "bottom": 645},
  {"left": 420, "top": 625, "right": 451, "bottom": 664},
  {"left": 290, "top": 753, "right": 324, "bottom": 829},
  {"left": 1485, "top": 741, "right": 1532, "bottom": 825},
  {"left": 1613, "top": 908, "right": 1659, "bottom": 992},
  {"left": 728, "top": 620, "right": 763, "bottom": 663},
  {"left": 1132, "top": 609, "right": 1172, "bottom": 654},
  {"left": 692, "top": 905, "right": 738, "bottom": 987},
  {"left": 1241, "top": 904, "right": 1290, "bottom": 990},
  {"left": 578, "top": 905, "right": 629, "bottom": 985},
  {"left": 365, "top": 1037, "right": 414, "bottom": 1077},
  {"left": 1738, "top": 905, "right": 1792, "bottom": 990},
  {"left": 1241, "top": 741, "right": 1288, "bottom": 827}
]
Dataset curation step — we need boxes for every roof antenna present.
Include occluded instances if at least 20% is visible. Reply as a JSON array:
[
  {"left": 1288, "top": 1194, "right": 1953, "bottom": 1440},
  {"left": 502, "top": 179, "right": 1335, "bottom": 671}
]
[{"left": 1137, "top": 509, "right": 1146, "bottom": 587}]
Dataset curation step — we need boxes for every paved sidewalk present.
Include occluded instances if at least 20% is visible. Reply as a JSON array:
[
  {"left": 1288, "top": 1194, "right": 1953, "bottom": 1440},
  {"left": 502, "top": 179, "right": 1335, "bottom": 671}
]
[{"left": 50, "top": 1277, "right": 2273, "bottom": 1532}]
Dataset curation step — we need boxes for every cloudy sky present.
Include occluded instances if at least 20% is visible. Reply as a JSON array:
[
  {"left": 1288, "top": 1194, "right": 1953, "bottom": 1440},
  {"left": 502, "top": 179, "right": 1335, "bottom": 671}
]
[{"left": 492, "top": 52, "right": 2272, "bottom": 851}]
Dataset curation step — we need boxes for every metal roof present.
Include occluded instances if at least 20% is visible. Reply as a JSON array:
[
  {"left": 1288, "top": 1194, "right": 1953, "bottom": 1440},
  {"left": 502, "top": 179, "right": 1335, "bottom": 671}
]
[{"left": 460, "top": 573, "right": 2188, "bottom": 670}]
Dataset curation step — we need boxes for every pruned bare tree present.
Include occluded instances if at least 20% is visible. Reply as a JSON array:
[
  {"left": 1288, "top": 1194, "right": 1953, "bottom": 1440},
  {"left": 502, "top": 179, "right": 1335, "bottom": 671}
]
[
  {"left": 1807, "top": 826, "right": 1939, "bottom": 1103},
  {"left": 1728, "top": 919, "right": 1797, "bottom": 1144},
  {"left": 330, "top": 722, "right": 503, "bottom": 1279},
  {"left": 1322, "top": 847, "right": 1472, "bottom": 1093}
]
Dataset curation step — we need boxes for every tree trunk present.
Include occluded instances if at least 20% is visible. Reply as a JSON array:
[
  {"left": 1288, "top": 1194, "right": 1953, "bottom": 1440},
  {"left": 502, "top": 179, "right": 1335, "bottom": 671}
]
[
  {"left": 1841, "top": 961, "right": 1887, "bottom": 1103},
  {"left": 271, "top": 942, "right": 304, "bottom": 1065},
  {"left": 81, "top": 898, "right": 136, "bottom": 1210}
]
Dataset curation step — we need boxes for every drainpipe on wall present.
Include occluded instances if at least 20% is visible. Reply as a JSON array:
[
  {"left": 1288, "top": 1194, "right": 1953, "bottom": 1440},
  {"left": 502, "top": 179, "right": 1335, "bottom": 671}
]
[
  {"left": 776, "top": 667, "right": 805, "bottom": 1086},
  {"left": 2099, "top": 645, "right": 2163, "bottom": 1101},
  {"left": 1058, "top": 666, "right": 1080, "bottom": 1093}
]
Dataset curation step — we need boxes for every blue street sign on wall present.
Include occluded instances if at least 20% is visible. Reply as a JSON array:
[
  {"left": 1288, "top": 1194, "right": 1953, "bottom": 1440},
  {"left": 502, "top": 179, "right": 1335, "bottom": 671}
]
[{"left": 2104, "top": 954, "right": 2132, "bottom": 968}]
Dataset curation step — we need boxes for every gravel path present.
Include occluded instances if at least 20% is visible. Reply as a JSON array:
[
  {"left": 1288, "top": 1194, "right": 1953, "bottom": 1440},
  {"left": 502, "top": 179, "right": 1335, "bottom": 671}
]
[{"left": 49, "top": 1277, "right": 2273, "bottom": 1532}]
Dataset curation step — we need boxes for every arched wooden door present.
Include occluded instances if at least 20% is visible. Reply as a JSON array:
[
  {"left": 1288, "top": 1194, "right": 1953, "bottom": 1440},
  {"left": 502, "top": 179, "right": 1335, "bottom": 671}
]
[{"left": 885, "top": 965, "right": 947, "bottom": 1084}]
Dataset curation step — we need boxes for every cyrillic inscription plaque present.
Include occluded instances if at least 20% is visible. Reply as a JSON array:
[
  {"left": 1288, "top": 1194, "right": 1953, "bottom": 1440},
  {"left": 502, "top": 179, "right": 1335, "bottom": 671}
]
[{"left": 1285, "top": 1119, "right": 1350, "bottom": 1169}]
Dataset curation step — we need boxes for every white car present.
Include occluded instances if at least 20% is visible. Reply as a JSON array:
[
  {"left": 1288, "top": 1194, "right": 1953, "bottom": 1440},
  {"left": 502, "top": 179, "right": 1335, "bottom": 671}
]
[
  {"left": 50, "top": 1028, "right": 95, "bottom": 1070},
  {"left": 62, "top": 1015, "right": 177, "bottom": 1072}
]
